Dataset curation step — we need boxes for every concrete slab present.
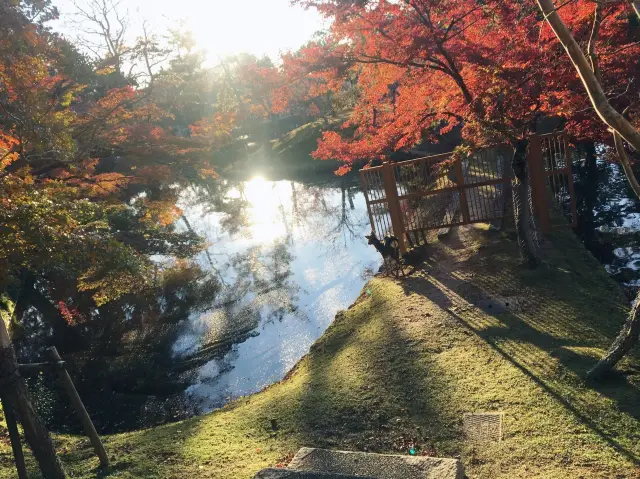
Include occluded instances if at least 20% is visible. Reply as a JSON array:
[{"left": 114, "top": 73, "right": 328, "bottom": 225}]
[
  {"left": 253, "top": 468, "right": 375, "bottom": 479},
  {"left": 289, "top": 448, "right": 464, "bottom": 479}
]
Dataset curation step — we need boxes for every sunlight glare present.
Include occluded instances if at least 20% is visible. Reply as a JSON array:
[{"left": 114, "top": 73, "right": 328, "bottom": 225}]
[{"left": 243, "top": 177, "right": 289, "bottom": 240}]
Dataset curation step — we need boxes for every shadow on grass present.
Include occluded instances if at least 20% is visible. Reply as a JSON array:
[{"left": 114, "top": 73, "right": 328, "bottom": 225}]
[
  {"left": 58, "top": 414, "right": 204, "bottom": 478},
  {"left": 290, "top": 291, "right": 460, "bottom": 456},
  {"left": 51, "top": 225, "right": 640, "bottom": 478},
  {"left": 403, "top": 227, "right": 640, "bottom": 463}
]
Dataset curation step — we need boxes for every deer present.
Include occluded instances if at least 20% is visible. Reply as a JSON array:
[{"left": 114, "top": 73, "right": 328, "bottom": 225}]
[{"left": 365, "top": 231, "right": 405, "bottom": 278}]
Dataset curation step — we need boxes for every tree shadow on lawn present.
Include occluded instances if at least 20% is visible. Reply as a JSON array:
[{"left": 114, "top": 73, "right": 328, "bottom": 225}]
[
  {"left": 293, "top": 291, "right": 462, "bottom": 457},
  {"left": 57, "top": 412, "right": 205, "bottom": 479},
  {"left": 403, "top": 235, "right": 640, "bottom": 464}
]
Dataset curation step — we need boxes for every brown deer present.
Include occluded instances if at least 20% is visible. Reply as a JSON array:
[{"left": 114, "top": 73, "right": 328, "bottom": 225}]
[{"left": 365, "top": 231, "right": 404, "bottom": 278}]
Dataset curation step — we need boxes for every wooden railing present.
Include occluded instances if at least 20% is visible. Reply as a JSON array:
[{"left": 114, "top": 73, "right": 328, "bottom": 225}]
[{"left": 360, "top": 134, "right": 576, "bottom": 253}]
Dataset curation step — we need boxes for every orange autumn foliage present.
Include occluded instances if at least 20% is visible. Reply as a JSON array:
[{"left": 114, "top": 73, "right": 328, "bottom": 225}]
[{"left": 289, "top": 0, "right": 639, "bottom": 171}]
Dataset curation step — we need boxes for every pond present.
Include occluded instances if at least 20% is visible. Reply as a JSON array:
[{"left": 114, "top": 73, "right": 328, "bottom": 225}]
[
  {"left": 174, "top": 174, "right": 381, "bottom": 413},
  {"left": 573, "top": 148, "right": 640, "bottom": 296},
  {"left": 27, "top": 171, "right": 381, "bottom": 433},
  {"left": 28, "top": 145, "right": 638, "bottom": 435}
]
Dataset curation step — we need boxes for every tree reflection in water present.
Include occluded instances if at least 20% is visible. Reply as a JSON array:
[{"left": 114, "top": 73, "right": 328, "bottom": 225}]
[
  {"left": 12, "top": 171, "right": 378, "bottom": 433},
  {"left": 169, "top": 174, "right": 379, "bottom": 415},
  {"left": 573, "top": 144, "right": 640, "bottom": 296}
]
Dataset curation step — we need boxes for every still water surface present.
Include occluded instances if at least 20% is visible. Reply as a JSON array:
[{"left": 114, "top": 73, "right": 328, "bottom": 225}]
[
  {"left": 26, "top": 172, "right": 380, "bottom": 433},
  {"left": 173, "top": 174, "right": 380, "bottom": 413},
  {"left": 30, "top": 148, "right": 640, "bottom": 433},
  {"left": 573, "top": 155, "right": 640, "bottom": 293},
  {"left": 172, "top": 154, "right": 640, "bottom": 419}
]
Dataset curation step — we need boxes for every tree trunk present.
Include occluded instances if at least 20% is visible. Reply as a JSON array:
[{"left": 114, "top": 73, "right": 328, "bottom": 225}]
[
  {"left": 537, "top": 0, "right": 640, "bottom": 378},
  {"left": 0, "top": 316, "right": 66, "bottom": 478},
  {"left": 536, "top": 0, "right": 640, "bottom": 152},
  {"left": 614, "top": 132, "right": 640, "bottom": 199},
  {"left": 511, "top": 141, "right": 539, "bottom": 267},
  {"left": 630, "top": 1, "right": 640, "bottom": 20},
  {"left": 588, "top": 289, "right": 640, "bottom": 380}
]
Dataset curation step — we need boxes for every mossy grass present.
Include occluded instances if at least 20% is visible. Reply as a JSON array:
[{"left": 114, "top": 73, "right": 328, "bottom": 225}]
[{"left": 1, "top": 225, "right": 638, "bottom": 478}]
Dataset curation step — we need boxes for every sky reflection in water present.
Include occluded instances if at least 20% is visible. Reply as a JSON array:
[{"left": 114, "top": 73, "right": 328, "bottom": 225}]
[{"left": 173, "top": 176, "right": 381, "bottom": 411}]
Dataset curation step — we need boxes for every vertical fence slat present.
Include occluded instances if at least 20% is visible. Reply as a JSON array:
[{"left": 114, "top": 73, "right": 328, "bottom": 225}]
[
  {"left": 564, "top": 135, "right": 578, "bottom": 227},
  {"left": 528, "top": 135, "right": 551, "bottom": 234},
  {"left": 381, "top": 162, "right": 407, "bottom": 253},
  {"left": 455, "top": 158, "right": 471, "bottom": 224}
]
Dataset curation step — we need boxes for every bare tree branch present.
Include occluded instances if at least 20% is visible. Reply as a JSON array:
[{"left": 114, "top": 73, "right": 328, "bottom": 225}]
[
  {"left": 537, "top": 0, "right": 640, "bottom": 151},
  {"left": 587, "top": 2, "right": 603, "bottom": 83}
]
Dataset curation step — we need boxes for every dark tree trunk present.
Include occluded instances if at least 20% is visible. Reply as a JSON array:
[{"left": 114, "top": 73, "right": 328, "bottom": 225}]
[
  {"left": 511, "top": 140, "right": 539, "bottom": 267},
  {"left": 588, "top": 290, "right": 640, "bottom": 380},
  {"left": 0, "top": 339, "right": 66, "bottom": 478},
  {"left": 584, "top": 141, "right": 597, "bottom": 171},
  {"left": 586, "top": 136, "right": 640, "bottom": 379},
  {"left": 574, "top": 142, "right": 600, "bottom": 256}
]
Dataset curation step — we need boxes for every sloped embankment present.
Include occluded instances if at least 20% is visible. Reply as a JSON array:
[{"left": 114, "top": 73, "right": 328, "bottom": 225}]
[{"left": 1, "top": 225, "right": 638, "bottom": 478}]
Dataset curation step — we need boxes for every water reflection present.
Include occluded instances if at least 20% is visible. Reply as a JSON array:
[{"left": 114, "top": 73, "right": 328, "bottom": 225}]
[
  {"left": 174, "top": 175, "right": 380, "bottom": 412},
  {"left": 573, "top": 145, "right": 640, "bottom": 293}
]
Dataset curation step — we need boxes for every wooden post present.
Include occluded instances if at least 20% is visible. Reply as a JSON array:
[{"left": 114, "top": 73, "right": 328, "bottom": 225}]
[
  {"left": 381, "top": 161, "right": 408, "bottom": 253},
  {"left": 527, "top": 135, "right": 551, "bottom": 234},
  {"left": 454, "top": 158, "right": 471, "bottom": 224},
  {"left": 359, "top": 169, "right": 377, "bottom": 234},
  {"left": 564, "top": 136, "right": 578, "bottom": 228},
  {"left": 47, "top": 347, "right": 109, "bottom": 468},
  {"left": 0, "top": 320, "right": 66, "bottom": 479},
  {"left": 2, "top": 396, "right": 28, "bottom": 479}
]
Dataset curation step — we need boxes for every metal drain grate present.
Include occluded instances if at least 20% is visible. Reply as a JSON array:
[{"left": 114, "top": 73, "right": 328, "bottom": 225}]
[{"left": 463, "top": 412, "right": 503, "bottom": 442}]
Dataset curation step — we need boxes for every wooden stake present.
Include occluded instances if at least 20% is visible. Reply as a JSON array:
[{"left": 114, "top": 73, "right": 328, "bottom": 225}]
[
  {"left": 527, "top": 135, "right": 551, "bottom": 234},
  {"left": 0, "top": 316, "right": 66, "bottom": 479},
  {"left": 381, "top": 162, "right": 408, "bottom": 253},
  {"left": 2, "top": 395, "right": 28, "bottom": 479},
  {"left": 47, "top": 347, "right": 109, "bottom": 468}
]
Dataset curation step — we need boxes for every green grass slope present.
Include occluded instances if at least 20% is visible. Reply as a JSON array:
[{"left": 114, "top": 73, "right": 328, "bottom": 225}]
[{"left": 1, "top": 225, "right": 639, "bottom": 478}]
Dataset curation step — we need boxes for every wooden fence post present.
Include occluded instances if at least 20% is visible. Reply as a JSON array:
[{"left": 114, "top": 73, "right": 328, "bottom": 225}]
[
  {"left": 359, "top": 169, "right": 377, "bottom": 234},
  {"left": 381, "top": 161, "right": 408, "bottom": 253},
  {"left": 527, "top": 135, "right": 551, "bottom": 234},
  {"left": 47, "top": 347, "right": 109, "bottom": 468},
  {"left": 564, "top": 136, "right": 578, "bottom": 227},
  {"left": 0, "top": 319, "right": 66, "bottom": 479},
  {"left": 2, "top": 396, "right": 28, "bottom": 479},
  {"left": 454, "top": 157, "right": 471, "bottom": 224}
]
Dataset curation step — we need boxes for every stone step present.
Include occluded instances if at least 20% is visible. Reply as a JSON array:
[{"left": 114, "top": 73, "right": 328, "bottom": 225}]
[
  {"left": 288, "top": 448, "right": 464, "bottom": 479},
  {"left": 253, "top": 468, "right": 375, "bottom": 479}
]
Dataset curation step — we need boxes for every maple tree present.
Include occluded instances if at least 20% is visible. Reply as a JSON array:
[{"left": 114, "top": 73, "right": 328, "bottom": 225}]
[
  {"left": 284, "top": 0, "right": 638, "bottom": 264},
  {"left": 0, "top": 3, "right": 237, "bottom": 332},
  {"left": 273, "top": 41, "right": 341, "bottom": 123},
  {"left": 0, "top": 2, "right": 236, "bottom": 475},
  {"left": 289, "top": 0, "right": 639, "bottom": 372},
  {"left": 289, "top": 0, "right": 637, "bottom": 168},
  {"left": 231, "top": 55, "right": 284, "bottom": 119},
  {"left": 534, "top": 0, "right": 640, "bottom": 379}
]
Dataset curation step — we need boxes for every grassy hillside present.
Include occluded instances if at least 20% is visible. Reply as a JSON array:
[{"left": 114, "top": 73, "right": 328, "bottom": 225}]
[{"left": 1, "top": 225, "right": 639, "bottom": 478}]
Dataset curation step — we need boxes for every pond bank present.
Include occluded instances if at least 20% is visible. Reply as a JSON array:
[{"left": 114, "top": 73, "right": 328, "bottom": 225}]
[{"left": 2, "top": 225, "right": 639, "bottom": 478}]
